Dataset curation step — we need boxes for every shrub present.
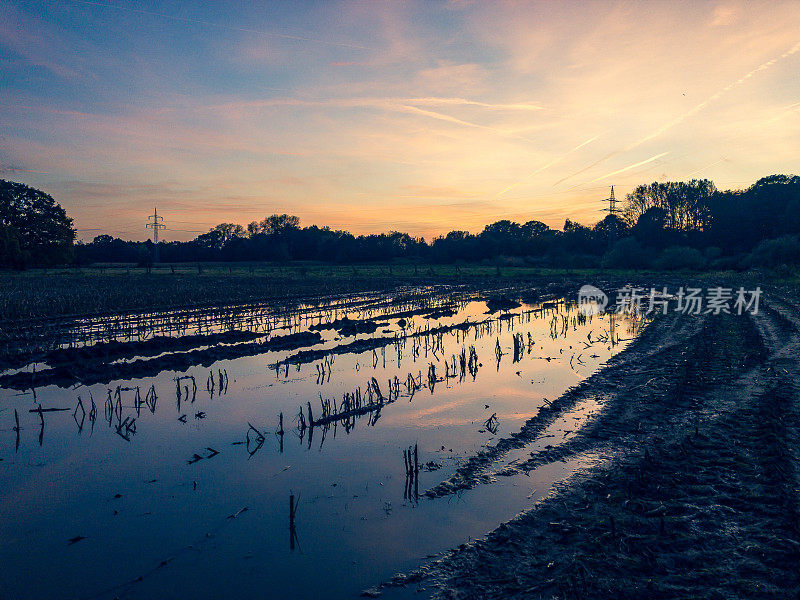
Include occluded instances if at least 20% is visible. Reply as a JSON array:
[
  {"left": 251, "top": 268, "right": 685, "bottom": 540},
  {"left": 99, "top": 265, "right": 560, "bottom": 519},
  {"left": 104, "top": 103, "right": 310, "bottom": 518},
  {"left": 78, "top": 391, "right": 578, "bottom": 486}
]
[
  {"left": 745, "top": 235, "right": 800, "bottom": 268},
  {"left": 601, "top": 237, "right": 653, "bottom": 269},
  {"left": 653, "top": 246, "right": 707, "bottom": 271}
]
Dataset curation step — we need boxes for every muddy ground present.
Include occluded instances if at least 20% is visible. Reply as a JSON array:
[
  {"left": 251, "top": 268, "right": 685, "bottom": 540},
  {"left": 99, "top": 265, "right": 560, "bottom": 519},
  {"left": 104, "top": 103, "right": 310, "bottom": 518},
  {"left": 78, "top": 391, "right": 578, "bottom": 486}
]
[{"left": 371, "top": 283, "right": 800, "bottom": 599}]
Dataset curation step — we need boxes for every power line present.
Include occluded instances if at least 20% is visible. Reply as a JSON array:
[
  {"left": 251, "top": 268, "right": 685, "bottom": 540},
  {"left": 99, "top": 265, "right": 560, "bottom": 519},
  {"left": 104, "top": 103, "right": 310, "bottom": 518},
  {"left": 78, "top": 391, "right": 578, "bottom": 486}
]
[{"left": 168, "top": 220, "right": 216, "bottom": 225}]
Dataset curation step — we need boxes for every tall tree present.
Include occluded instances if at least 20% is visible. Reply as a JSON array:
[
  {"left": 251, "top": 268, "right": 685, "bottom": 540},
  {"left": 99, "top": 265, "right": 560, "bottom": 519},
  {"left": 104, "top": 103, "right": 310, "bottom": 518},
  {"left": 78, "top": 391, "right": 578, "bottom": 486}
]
[
  {"left": 623, "top": 180, "right": 714, "bottom": 232},
  {"left": 0, "top": 180, "right": 75, "bottom": 266},
  {"left": 708, "top": 175, "right": 800, "bottom": 251},
  {"left": 0, "top": 224, "right": 26, "bottom": 268},
  {"left": 195, "top": 223, "right": 245, "bottom": 250},
  {"left": 246, "top": 214, "right": 300, "bottom": 236}
]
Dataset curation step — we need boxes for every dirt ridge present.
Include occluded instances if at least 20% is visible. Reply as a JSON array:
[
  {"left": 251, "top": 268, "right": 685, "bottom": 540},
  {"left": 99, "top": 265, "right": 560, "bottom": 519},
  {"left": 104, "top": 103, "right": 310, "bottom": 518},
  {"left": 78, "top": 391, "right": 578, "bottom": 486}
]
[{"left": 372, "top": 289, "right": 800, "bottom": 599}]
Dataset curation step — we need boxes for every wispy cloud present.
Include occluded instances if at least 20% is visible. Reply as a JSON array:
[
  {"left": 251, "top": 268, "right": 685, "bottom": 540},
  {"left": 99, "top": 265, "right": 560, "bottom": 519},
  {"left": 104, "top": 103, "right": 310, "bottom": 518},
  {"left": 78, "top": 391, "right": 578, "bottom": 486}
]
[
  {"left": 0, "top": 164, "right": 49, "bottom": 174},
  {"left": 3, "top": 0, "right": 800, "bottom": 240},
  {"left": 69, "top": 0, "right": 372, "bottom": 50},
  {"left": 0, "top": 2, "right": 78, "bottom": 78}
]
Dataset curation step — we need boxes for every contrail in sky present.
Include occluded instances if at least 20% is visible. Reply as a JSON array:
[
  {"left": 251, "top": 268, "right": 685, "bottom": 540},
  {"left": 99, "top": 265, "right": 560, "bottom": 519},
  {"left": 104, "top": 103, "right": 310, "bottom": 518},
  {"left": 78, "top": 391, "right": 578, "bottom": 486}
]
[
  {"left": 71, "top": 0, "right": 371, "bottom": 50},
  {"left": 574, "top": 152, "right": 670, "bottom": 188},
  {"left": 491, "top": 134, "right": 601, "bottom": 201},
  {"left": 555, "top": 38, "right": 800, "bottom": 187},
  {"left": 626, "top": 40, "right": 800, "bottom": 150},
  {"left": 552, "top": 150, "right": 619, "bottom": 187},
  {"left": 763, "top": 101, "right": 800, "bottom": 125},
  {"left": 208, "top": 97, "right": 539, "bottom": 138},
  {"left": 686, "top": 158, "right": 727, "bottom": 178},
  {"left": 407, "top": 98, "right": 544, "bottom": 111},
  {"left": 398, "top": 105, "right": 512, "bottom": 134},
  {"left": 210, "top": 97, "right": 542, "bottom": 113}
]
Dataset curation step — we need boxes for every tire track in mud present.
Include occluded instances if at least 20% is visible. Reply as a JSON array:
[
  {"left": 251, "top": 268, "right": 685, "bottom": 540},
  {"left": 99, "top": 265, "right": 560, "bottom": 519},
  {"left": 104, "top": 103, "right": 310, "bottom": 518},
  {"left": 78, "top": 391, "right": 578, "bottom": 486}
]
[
  {"left": 423, "top": 310, "right": 714, "bottom": 498},
  {"left": 493, "top": 311, "right": 766, "bottom": 480},
  {"left": 372, "top": 295, "right": 800, "bottom": 599}
]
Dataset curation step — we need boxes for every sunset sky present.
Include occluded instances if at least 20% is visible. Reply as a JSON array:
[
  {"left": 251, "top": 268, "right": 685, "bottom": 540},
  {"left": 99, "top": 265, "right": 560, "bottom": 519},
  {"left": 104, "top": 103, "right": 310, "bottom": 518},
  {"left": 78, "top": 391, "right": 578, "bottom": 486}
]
[{"left": 1, "top": 0, "right": 799, "bottom": 241}]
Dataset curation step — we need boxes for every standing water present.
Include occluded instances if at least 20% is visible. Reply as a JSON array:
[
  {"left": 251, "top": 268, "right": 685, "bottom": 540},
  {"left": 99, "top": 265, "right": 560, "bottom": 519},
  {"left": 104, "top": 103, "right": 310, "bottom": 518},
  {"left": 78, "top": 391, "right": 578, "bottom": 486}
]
[{"left": 0, "top": 289, "right": 644, "bottom": 599}]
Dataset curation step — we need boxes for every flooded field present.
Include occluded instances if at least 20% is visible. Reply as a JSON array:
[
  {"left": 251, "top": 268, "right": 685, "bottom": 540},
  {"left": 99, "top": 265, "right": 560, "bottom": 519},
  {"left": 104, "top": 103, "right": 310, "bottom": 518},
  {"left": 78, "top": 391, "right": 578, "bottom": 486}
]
[{"left": 0, "top": 286, "right": 645, "bottom": 599}]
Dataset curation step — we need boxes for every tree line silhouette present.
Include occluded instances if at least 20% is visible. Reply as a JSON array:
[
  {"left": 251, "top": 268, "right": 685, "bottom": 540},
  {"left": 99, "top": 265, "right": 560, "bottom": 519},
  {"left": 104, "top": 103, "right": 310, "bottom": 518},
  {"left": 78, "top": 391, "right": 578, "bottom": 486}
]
[
  {"left": 0, "top": 180, "right": 76, "bottom": 268},
  {"left": 2, "top": 175, "right": 799, "bottom": 270}
]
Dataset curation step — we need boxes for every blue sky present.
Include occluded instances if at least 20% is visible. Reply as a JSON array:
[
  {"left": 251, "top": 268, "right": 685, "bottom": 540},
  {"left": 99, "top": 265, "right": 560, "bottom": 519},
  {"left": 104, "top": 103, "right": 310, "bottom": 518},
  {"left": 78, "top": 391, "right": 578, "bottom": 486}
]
[{"left": 2, "top": 0, "right": 799, "bottom": 241}]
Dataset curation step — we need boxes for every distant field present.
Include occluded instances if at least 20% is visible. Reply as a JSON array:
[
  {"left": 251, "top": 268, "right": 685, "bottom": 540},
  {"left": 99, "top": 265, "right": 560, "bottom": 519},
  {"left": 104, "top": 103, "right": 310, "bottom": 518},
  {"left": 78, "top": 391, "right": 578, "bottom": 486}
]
[
  {"left": 78, "top": 261, "right": 598, "bottom": 279},
  {"left": 0, "top": 262, "right": 546, "bottom": 322},
  {"left": 0, "top": 262, "right": 761, "bottom": 322}
]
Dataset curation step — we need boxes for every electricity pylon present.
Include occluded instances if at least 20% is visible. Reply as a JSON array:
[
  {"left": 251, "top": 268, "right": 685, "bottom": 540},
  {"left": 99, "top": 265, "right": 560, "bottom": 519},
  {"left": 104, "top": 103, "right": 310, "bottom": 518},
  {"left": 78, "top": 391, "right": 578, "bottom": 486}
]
[
  {"left": 602, "top": 186, "right": 619, "bottom": 247},
  {"left": 146, "top": 207, "right": 166, "bottom": 262}
]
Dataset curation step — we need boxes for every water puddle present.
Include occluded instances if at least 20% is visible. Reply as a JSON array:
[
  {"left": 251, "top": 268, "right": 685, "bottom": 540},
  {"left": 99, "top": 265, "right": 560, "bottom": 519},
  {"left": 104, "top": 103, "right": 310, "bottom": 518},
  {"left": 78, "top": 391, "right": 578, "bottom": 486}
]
[{"left": 0, "top": 291, "right": 645, "bottom": 599}]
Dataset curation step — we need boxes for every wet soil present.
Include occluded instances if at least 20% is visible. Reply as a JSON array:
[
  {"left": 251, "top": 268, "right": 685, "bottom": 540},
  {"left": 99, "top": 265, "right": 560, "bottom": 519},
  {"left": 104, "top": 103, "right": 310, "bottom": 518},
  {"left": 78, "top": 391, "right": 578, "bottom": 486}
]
[
  {"left": 371, "top": 284, "right": 800, "bottom": 599},
  {"left": 1, "top": 330, "right": 265, "bottom": 371},
  {"left": 484, "top": 295, "right": 522, "bottom": 313},
  {"left": 0, "top": 331, "right": 322, "bottom": 389}
]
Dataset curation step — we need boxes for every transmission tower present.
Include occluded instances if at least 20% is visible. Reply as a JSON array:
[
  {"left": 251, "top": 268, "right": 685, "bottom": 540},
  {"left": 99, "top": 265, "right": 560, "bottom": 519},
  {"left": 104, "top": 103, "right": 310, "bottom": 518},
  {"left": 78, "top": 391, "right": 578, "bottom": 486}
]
[
  {"left": 146, "top": 207, "right": 166, "bottom": 262},
  {"left": 603, "top": 186, "right": 618, "bottom": 215},
  {"left": 602, "top": 186, "right": 619, "bottom": 247}
]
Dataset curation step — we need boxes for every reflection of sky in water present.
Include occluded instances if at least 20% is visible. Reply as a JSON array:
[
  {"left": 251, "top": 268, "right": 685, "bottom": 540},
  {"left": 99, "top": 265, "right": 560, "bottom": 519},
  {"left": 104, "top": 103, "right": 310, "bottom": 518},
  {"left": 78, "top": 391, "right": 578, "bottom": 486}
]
[{"left": 0, "top": 297, "right": 644, "bottom": 599}]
